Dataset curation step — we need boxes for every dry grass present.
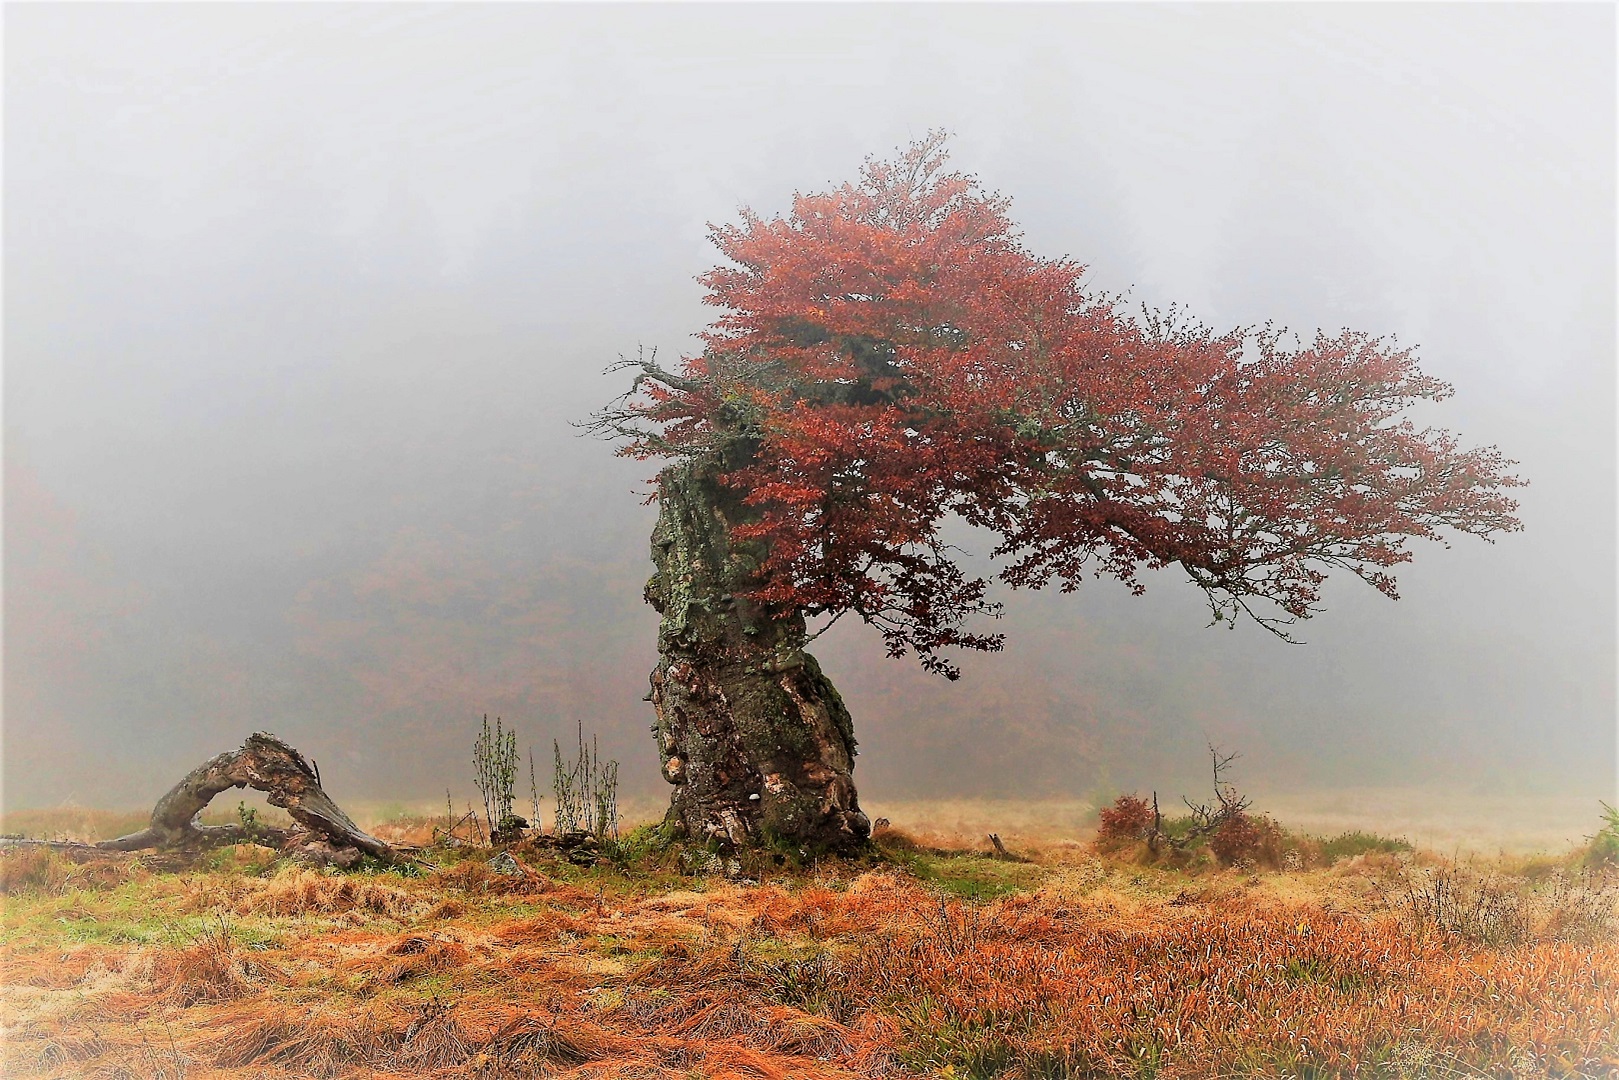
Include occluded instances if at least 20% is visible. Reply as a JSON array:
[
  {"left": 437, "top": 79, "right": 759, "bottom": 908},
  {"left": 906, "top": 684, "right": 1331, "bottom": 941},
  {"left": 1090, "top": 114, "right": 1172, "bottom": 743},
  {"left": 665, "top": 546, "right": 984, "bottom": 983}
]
[
  {"left": 0, "top": 806, "right": 153, "bottom": 844},
  {"left": 350, "top": 797, "right": 671, "bottom": 847},
  {"left": 861, "top": 798, "right": 1100, "bottom": 850},
  {"left": 2, "top": 813, "right": 1616, "bottom": 1080},
  {"left": 1254, "top": 788, "right": 1604, "bottom": 856},
  {"left": 864, "top": 788, "right": 1609, "bottom": 857},
  {"left": 0, "top": 801, "right": 297, "bottom": 845},
  {"left": 180, "top": 867, "right": 437, "bottom": 920},
  {"left": 10, "top": 787, "right": 1589, "bottom": 853}
]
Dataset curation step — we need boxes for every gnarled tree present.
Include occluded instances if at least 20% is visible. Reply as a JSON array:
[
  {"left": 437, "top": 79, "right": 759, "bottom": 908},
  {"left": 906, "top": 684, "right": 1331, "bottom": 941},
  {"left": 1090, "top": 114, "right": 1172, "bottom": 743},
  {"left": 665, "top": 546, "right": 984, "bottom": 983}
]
[{"left": 591, "top": 133, "right": 1522, "bottom": 853}]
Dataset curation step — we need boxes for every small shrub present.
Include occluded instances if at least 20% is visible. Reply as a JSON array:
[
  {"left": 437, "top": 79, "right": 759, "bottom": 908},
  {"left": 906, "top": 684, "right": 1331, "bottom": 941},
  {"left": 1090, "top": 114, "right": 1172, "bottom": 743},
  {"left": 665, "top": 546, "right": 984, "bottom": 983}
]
[
  {"left": 1539, "top": 866, "right": 1619, "bottom": 943},
  {"left": 1208, "top": 812, "right": 1258, "bottom": 866},
  {"left": 1387, "top": 860, "right": 1614, "bottom": 946},
  {"left": 1096, "top": 747, "right": 1259, "bottom": 866},
  {"left": 203, "top": 843, "right": 279, "bottom": 877},
  {"left": 1208, "top": 812, "right": 1286, "bottom": 868},
  {"left": 1095, "top": 795, "right": 1154, "bottom": 850},
  {"left": 1583, "top": 801, "right": 1619, "bottom": 869},
  {"left": 1399, "top": 863, "right": 1527, "bottom": 945}
]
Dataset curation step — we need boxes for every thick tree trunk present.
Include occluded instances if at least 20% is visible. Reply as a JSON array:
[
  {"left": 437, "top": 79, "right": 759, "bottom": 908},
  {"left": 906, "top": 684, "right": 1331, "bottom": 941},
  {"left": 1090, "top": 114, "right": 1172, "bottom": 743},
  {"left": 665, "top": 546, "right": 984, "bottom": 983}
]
[{"left": 646, "top": 459, "right": 870, "bottom": 853}]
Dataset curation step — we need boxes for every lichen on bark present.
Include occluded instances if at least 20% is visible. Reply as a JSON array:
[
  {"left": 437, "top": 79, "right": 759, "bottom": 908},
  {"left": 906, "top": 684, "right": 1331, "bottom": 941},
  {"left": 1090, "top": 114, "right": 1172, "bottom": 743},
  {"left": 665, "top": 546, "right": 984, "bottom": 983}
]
[{"left": 645, "top": 457, "right": 869, "bottom": 852}]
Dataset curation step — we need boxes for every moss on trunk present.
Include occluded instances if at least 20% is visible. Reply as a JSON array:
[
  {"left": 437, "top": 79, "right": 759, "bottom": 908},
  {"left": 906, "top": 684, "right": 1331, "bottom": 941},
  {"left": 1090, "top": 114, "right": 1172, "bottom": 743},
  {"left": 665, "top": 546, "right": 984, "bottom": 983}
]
[{"left": 645, "top": 459, "right": 869, "bottom": 853}]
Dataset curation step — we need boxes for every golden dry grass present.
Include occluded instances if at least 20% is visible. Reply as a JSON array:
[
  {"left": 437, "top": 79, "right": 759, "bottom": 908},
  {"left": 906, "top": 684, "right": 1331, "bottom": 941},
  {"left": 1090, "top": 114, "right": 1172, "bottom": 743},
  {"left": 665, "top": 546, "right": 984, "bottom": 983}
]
[
  {"left": 2, "top": 819, "right": 1615, "bottom": 1080},
  {"left": 860, "top": 798, "right": 1100, "bottom": 851},
  {"left": 0, "top": 806, "right": 153, "bottom": 844},
  {"left": 8, "top": 787, "right": 1594, "bottom": 854},
  {"left": 1253, "top": 788, "right": 1605, "bottom": 857},
  {"left": 863, "top": 789, "right": 1609, "bottom": 856},
  {"left": 0, "top": 802, "right": 297, "bottom": 845}
]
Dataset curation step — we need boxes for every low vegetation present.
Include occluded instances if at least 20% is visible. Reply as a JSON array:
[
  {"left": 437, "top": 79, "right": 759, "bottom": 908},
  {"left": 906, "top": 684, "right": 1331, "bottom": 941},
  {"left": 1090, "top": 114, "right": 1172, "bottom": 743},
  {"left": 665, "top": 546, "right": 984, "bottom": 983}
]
[
  {"left": 472, "top": 714, "right": 524, "bottom": 844},
  {"left": 1585, "top": 802, "right": 1619, "bottom": 869},
  {"left": 2, "top": 798, "right": 1616, "bottom": 1079}
]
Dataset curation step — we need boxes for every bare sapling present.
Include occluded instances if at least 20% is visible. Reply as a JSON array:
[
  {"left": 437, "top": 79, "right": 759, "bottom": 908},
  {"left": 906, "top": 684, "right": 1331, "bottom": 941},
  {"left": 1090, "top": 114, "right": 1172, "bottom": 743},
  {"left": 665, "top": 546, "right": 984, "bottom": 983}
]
[
  {"left": 529, "top": 749, "right": 541, "bottom": 832},
  {"left": 553, "top": 719, "right": 619, "bottom": 842},
  {"left": 473, "top": 715, "right": 525, "bottom": 844}
]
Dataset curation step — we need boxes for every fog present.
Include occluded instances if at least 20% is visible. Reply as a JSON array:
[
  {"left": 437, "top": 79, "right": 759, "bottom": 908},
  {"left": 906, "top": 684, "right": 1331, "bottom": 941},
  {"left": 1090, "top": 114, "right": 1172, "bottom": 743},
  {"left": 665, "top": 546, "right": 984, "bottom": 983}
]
[{"left": 6, "top": 5, "right": 1613, "bottom": 812}]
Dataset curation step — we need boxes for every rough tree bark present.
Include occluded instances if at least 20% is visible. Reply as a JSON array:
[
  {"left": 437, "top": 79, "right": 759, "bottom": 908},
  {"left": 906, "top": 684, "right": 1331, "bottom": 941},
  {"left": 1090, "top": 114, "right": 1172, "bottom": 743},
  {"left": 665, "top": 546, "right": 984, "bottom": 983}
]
[
  {"left": 647, "top": 458, "right": 871, "bottom": 853},
  {"left": 99, "top": 732, "right": 412, "bottom": 866}
]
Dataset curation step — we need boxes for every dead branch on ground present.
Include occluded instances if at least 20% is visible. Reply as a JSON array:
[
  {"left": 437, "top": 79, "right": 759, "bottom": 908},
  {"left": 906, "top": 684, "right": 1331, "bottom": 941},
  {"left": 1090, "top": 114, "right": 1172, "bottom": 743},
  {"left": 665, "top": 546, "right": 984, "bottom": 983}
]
[{"left": 10, "top": 732, "right": 418, "bottom": 867}]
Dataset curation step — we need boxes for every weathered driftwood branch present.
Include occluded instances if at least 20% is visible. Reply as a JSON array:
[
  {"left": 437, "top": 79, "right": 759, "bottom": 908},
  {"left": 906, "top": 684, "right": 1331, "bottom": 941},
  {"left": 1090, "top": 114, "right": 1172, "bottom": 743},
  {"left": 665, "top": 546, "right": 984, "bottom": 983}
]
[{"left": 98, "top": 732, "right": 412, "bottom": 866}]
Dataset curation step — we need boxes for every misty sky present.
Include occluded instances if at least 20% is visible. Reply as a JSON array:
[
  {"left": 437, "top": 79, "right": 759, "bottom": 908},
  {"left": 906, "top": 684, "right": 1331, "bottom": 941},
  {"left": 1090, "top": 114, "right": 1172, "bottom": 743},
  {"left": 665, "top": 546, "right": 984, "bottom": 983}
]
[{"left": 6, "top": 4, "right": 1614, "bottom": 812}]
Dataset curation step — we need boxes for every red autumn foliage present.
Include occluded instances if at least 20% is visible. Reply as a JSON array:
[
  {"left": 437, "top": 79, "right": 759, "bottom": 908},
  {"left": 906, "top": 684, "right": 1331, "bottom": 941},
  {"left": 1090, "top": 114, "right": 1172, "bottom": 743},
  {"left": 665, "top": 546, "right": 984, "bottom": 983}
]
[
  {"left": 601, "top": 132, "right": 1522, "bottom": 675},
  {"left": 1096, "top": 793, "right": 1155, "bottom": 848},
  {"left": 1209, "top": 810, "right": 1287, "bottom": 868}
]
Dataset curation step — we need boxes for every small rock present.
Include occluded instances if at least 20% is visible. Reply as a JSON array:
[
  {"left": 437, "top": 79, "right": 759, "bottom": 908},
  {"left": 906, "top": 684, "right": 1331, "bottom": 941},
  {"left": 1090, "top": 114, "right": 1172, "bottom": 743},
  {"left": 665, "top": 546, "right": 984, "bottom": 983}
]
[
  {"left": 291, "top": 840, "right": 362, "bottom": 869},
  {"left": 681, "top": 850, "right": 727, "bottom": 877},
  {"left": 692, "top": 854, "right": 745, "bottom": 880},
  {"left": 488, "top": 851, "right": 527, "bottom": 876}
]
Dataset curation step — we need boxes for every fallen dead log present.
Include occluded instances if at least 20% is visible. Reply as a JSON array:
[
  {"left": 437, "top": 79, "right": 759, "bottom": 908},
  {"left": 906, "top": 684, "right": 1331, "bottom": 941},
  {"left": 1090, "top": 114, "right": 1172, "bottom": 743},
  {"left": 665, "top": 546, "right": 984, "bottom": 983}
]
[
  {"left": 95, "top": 732, "right": 415, "bottom": 866},
  {"left": 0, "top": 837, "right": 105, "bottom": 852}
]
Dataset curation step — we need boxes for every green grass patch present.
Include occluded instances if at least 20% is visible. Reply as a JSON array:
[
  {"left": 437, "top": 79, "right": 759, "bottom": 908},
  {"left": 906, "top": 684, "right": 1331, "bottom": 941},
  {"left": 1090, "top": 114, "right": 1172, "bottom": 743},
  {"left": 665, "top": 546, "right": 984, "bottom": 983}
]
[
  {"left": 1318, "top": 830, "right": 1413, "bottom": 863},
  {"left": 1, "top": 876, "right": 303, "bottom": 950},
  {"left": 875, "top": 839, "right": 1043, "bottom": 901}
]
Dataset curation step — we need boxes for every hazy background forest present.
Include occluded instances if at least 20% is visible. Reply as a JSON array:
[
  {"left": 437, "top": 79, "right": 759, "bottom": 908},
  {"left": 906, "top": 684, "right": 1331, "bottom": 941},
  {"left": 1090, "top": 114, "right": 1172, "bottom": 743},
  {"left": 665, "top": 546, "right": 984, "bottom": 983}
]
[{"left": 5, "top": 5, "right": 1613, "bottom": 816}]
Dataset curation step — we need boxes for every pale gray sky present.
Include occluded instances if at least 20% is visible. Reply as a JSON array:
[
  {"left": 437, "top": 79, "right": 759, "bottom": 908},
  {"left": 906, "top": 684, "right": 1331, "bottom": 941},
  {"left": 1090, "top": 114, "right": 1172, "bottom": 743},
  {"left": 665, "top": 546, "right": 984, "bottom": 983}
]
[{"left": 6, "top": 4, "right": 1613, "bottom": 811}]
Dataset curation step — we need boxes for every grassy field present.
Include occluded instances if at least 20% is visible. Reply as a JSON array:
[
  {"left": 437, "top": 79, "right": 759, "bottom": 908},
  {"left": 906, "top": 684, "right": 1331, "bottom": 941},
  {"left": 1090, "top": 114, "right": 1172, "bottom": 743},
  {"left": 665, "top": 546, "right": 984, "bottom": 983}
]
[
  {"left": 858, "top": 790, "right": 1607, "bottom": 857},
  {"left": 2, "top": 802, "right": 1616, "bottom": 1079}
]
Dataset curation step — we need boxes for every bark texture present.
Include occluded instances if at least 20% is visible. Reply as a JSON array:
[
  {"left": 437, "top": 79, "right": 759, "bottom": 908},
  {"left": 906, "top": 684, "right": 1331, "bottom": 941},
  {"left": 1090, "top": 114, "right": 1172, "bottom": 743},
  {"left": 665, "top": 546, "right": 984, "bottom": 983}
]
[
  {"left": 100, "top": 732, "right": 411, "bottom": 865},
  {"left": 647, "top": 459, "right": 870, "bottom": 853}
]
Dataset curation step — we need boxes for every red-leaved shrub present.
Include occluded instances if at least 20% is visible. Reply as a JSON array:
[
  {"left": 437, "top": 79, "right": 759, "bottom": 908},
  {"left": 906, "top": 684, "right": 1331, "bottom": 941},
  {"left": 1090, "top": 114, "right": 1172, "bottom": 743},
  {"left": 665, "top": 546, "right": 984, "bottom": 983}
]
[
  {"left": 1209, "top": 812, "right": 1286, "bottom": 868},
  {"left": 1096, "top": 795, "right": 1154, "bottom": 850}
]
